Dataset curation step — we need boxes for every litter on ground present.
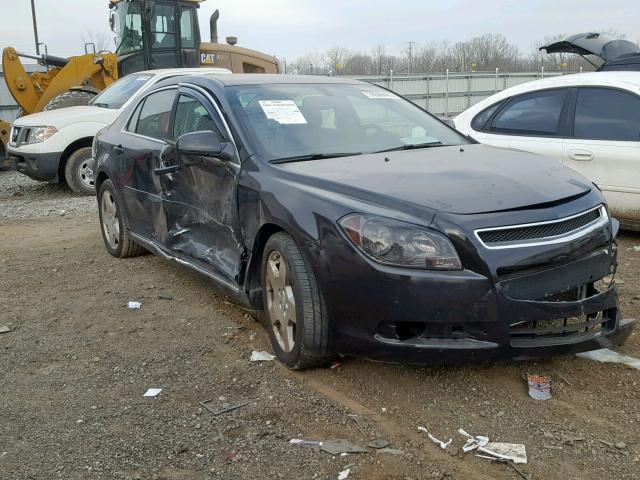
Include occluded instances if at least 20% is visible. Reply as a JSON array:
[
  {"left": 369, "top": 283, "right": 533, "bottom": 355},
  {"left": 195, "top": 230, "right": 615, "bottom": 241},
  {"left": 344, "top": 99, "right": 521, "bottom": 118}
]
[
  {"left": 477, "top": 442, "right": 527, "bottom": 464},
  {"left": 143, "top": 388, "right": 162, "bottom": 397},
  {"left": 0, "top": 325, "right": 11, "bottom": 334},
  {"left": 321, "top": 439, "right": 368, "bottom": 455},
  {"left": 458, "top": 428, "right": 489, "bottom": 452},
  {"left": 128, "top": 301, "right": 142, "bottom": 309},
  {"left": 577, "top": 348, "right": 640, "bottom": 370},
  {"left": 527, "top": 373, "right": 552, "bottom": 400},
  {"left": 338, "top": 468, "right": 350, "bottom": 480},
  {"left": 418, "top": 426, "right": 452, "bottom": 449},
  {"left": 250, "top": 350, "right": 276, "bottom": 362},
  {"left": 290, "top": 439, "right": 323, "bottom": 446}
]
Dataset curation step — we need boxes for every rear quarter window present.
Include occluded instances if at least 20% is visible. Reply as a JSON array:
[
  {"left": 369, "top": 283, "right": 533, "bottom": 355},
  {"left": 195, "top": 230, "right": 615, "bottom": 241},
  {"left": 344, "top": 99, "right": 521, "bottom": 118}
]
[{"left": 471, "top": 100, "right": 504, "bottom": 131}]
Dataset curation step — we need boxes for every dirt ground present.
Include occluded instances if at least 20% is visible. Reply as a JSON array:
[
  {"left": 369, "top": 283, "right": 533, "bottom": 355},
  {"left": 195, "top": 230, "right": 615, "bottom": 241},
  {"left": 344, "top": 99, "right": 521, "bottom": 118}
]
[{"left": 1, "top": 175, "right": 639, "bottom": 480}]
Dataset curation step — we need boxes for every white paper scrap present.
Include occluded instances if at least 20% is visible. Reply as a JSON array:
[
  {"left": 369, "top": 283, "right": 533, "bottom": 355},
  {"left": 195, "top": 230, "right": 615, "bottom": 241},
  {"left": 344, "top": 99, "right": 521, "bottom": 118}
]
[
  {"left": 128, "top": 301, "right": 142, "bottom": 309},
  {"left": 250, "top": 350, "right": 276, "bottom": 362},
  {"left": 338, "top": 468, "right": 350, "bottom": 480},
  {"left": 259, "top": 100, "right": 307, "bottom": 124},
  {"left": 143, "top": 388, "right": 162, "bottom": 397},
  {"left": 478, "top": 442, "right": 527, "bottom": 464},
  {"left": 362, "top": 90, "right": 398, "bottom": 99}
]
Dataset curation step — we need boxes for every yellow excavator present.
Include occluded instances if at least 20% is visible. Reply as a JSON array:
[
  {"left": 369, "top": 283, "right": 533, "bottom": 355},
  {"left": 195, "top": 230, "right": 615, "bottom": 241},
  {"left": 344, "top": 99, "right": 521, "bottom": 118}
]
[{"left": 0, "top": 0, "right": 278, "bottom": 160}]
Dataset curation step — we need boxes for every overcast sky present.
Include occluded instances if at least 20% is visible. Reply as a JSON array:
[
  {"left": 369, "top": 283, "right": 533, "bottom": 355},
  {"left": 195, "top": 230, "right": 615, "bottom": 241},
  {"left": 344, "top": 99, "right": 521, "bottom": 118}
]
[{"left": 1, "top": 0, "right": 639, "bottom": 61}]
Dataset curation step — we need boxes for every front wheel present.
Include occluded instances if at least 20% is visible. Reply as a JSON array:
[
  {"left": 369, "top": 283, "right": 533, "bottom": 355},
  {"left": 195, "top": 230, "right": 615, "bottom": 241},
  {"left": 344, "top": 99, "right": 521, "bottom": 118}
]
[
  {"left": 261, "top": 232, "right": 331, "bottom": 369},
  {"left": 64, "top": 147, "right": 95, "bottom": 195},
  {"left": 98, "top": 179, "right": 145, "bottom": 258}
]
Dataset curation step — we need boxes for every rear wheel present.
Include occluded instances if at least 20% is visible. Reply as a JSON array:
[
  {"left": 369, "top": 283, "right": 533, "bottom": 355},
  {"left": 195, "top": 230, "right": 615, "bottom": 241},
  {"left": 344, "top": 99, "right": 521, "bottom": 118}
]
[
  {"left": 44, "top": 90, "right": 96, "bottom": 111},
  {"left": 64, "top": 147, "right": 95, "bottom": 195},
  {"left": 98, "top": 179, "right": 145, "bottom": 258},
  {"left": 261, "top": 232, "right": 331, "bottom": 369}
]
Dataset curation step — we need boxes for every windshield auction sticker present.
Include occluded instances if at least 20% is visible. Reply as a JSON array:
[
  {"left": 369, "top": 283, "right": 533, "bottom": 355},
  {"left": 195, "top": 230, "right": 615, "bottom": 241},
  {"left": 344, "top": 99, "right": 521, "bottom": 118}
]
[
  {"left": 259, "top": 100, "right": 308, "bottom": 124},
  {"left": 362, "top": 91, "right": 398, "bottom": 99}
]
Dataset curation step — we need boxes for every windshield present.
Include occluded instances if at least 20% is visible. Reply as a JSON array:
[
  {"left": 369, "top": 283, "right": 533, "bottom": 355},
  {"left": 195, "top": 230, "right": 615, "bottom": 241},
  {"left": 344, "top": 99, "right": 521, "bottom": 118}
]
[
  {"left": 91, "top": 73, "right": 153, "bottom": 109},
  {"left": 227, "top": 83, "right": 468, "bottom": 162},
  {"left": 114, "top": 1, "right": 143, "bottom": 55}
]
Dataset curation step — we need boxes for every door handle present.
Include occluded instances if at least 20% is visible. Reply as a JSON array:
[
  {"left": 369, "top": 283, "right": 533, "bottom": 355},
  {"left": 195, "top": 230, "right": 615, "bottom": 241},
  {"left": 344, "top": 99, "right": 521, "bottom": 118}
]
[
  {"left": 113, "top": 145, "right": 124, "bottom": 155},
  {"left": 568, "top": 149, "right": 594, "bottom": 161}
]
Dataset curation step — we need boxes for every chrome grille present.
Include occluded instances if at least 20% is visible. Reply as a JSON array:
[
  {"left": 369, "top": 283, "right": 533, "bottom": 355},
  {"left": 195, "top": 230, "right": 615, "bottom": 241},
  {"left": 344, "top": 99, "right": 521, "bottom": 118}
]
[
  {"left": 476, "top": 206, "right": 607, "bottom": 249},
  {"left": 510, "top": 312, "right": 615, "bottom": 347}
]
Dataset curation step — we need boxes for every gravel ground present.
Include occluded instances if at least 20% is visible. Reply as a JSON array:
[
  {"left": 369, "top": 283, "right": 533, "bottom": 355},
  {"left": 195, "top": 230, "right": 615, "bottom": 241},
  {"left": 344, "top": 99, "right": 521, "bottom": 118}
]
[
  {"left": 1, "top": 176, "right": 639, "bottom": 480},
  {"left": 0, "top": 170, "right": 96, "bottom": 219}
]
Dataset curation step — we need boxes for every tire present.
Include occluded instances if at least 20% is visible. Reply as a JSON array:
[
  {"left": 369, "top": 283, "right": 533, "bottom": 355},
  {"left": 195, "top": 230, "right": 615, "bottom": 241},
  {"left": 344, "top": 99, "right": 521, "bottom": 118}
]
[
  {"left": 43, "top": 90, "right": 96, "bottom": 111},
  {"left": 260, "top": 232, "right": 331, "bottom": 369},
  {"left": 98, "top": 179, "right": 145, "bottom": 258},
  {"left": 64, "top": 147, "right": 95, "bottom": 195}
]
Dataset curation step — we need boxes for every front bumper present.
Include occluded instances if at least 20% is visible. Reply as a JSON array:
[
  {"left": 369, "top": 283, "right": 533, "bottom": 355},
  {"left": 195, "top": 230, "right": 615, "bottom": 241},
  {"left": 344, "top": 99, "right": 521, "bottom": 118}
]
[
  {"left": 9, "top": 150, "right": 63, "bottom": 182},
  {"left": 309, "top": 225, "right": 634, "bottom": 364}
]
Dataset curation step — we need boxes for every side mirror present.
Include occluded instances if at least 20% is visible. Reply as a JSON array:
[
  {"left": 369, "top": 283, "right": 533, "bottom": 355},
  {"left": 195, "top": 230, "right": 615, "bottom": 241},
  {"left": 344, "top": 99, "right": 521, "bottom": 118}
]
[{"left": 176, "top": 131, "right": 235, "bottom": 162}]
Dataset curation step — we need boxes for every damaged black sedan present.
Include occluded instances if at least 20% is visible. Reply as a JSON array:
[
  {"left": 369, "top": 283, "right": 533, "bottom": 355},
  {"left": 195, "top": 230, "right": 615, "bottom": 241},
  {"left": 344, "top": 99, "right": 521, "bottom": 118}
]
[{"left": 93, "top": 74, "right": 634, "bottom": 369}]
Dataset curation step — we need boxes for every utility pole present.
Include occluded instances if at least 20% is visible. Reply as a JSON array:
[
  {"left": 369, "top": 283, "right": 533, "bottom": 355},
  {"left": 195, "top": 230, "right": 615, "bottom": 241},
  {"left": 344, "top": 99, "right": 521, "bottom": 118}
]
[
  {"left": 31, "top": 0, "right": 40, "bottom": 55},
  {"left": 406, "top": 41, "right": 415, "bottom": 74}
]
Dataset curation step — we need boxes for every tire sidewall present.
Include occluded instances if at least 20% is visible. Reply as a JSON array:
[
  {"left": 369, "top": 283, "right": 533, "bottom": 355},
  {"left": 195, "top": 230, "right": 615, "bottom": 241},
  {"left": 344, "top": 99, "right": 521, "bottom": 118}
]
[
  {"left": 261, "top": 236, "right": 307, "bottom": 367},
  {"left": 65, "top": 147, "right": 95, "bottom": 196},
  {"left": 98, "top": 180, "right": 125, "bottom": 257}
]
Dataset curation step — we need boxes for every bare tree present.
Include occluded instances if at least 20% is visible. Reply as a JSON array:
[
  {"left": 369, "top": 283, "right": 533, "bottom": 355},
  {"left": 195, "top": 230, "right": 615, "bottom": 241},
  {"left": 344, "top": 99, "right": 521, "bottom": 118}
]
[
  {"left": 287, "top": 30, "right": 630, "bottom": 76},
  {"left": 81, "top": 30, "right": 112, "bottom": 53},
  {"left": 324, "top": 46, "right": 349, "bottom": 73}
]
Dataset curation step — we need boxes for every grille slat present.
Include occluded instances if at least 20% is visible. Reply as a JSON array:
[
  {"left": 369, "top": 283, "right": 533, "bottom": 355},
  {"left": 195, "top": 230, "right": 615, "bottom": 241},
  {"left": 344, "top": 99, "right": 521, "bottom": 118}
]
[{"left": 478, "top": 208, "right": 602, "bottom": 247}]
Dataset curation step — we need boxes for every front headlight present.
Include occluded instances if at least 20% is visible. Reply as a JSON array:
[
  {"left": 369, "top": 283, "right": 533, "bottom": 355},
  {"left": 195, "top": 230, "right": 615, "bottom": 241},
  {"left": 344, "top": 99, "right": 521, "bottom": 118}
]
[
  {"left": 338, "top": 214, "right": 462, "bottom": 270},
  {"left": 26, "top": 126, "right": 57, "bottom": 144}
]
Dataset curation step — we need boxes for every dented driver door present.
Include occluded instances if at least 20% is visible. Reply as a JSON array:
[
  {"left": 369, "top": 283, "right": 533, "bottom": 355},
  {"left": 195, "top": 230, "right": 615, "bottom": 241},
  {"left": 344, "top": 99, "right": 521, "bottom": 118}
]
[{"left": 160, "top": 87, "right": 244, "bottom": 287}]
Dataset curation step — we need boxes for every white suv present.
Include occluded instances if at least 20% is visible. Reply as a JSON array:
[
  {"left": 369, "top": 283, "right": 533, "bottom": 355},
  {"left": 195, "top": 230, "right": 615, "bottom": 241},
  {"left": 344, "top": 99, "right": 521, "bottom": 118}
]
[{"left": 8, "top": 67, "right": 230, "bottom": 195}]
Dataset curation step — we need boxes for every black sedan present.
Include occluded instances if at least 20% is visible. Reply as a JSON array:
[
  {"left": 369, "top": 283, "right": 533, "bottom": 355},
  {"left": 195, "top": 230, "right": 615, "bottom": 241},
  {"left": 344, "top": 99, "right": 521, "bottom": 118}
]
[{"left": 93, "top": 74, "right": 634, "bottom": 369}]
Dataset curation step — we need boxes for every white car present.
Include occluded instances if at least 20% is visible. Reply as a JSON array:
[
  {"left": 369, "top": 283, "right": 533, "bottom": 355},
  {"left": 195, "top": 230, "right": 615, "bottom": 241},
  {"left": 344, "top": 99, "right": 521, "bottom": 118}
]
[
  {"left": 7, "top": 67, "right": 230, "bottom": 195},
  {"left": 454, "top": 72, "right": 640, "bottom": 230}
]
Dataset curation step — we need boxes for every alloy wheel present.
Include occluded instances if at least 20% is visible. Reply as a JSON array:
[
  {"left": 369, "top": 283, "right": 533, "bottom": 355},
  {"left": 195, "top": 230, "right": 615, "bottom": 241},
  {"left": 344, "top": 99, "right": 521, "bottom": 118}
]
[
  {"left": 266, "top": 250, "right": 297, "bottom": 352},
  {"left": 101, "top": 191, "right": 120, "bottom": 250}
]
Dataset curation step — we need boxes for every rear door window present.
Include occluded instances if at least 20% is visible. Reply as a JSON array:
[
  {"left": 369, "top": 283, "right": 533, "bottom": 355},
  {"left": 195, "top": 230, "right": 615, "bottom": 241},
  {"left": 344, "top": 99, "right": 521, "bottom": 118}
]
[
  {"left": 573, "top": 87, "right": 640, "bottom": 141},
  {"left": 135, "top": 89, "right": 176, "bottom": 140},
  {"left": 490, "top": 89, "right": 568, "bottom": 136}
]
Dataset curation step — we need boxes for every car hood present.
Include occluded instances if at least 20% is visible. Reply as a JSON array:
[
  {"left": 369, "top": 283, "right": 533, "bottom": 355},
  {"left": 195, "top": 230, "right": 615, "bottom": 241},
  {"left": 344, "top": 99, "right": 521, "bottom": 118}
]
[
  {"left": 277, "top": 144, "right": 593, "bottom": 215},
  {"left": 13, "top": 106, "right": 120, "bottom": 128},
  {"left": 540, "top": 33, "right": 640, "bottom": 62}
]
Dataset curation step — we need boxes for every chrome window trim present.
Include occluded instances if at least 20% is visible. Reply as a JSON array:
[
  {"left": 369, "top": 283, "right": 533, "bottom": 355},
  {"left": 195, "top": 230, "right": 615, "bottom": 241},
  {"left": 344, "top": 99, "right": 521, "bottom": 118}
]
[{"left": 474, "top": 205, "right": 609, "bottom": 250}]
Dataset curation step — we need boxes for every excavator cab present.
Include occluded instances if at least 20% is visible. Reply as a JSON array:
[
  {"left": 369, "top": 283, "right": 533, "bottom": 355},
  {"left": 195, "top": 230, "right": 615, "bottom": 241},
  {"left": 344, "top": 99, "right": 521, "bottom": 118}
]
[{"left": 110, "top": 0, "right": 202, "bottom": 76}]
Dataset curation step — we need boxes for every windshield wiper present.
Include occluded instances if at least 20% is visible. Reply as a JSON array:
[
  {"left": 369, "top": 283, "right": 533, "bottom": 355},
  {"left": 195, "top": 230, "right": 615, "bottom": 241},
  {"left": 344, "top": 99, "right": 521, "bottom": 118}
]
[
  {"left": 270, "top": 152, "right": 362, "bottom": 164},
  {"left": 374, "top": 141, "right": 444, "bottom": 153},
  {"left": 92, "top": 102, "right": 111, "bottom": 108}
]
